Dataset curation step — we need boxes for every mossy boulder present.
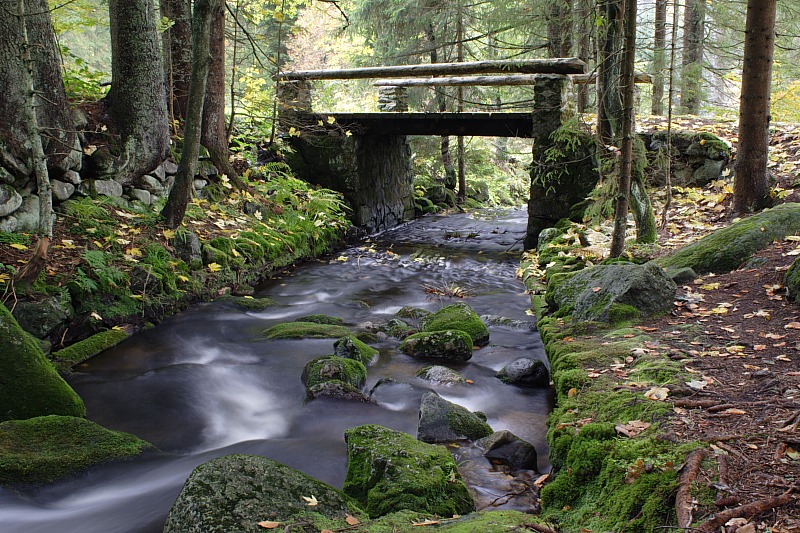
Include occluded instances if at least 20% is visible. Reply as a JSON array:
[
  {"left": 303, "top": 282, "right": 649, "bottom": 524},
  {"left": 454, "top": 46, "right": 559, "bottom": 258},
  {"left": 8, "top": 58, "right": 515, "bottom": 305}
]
[
  {"left": 51, "top": 328, "right": 129, "bottom": 367},
  {"left": 416, "top": 365, "right": 466, "bottom": 385},
  {"left": 658, "top": 202, "right": 800, "bottom": 274},
  {"left": 302, "top": 356, "right": 367, "bottom": 390},
  {"left": 496, "top": 357, "right": 550, "bottom": 387},
  {"left": 214, "top": 295, "right": 276, "bottom": 311},
  {"left": 0, "top": 415, "right": 153, "bottom": 485},
  {"left": 420, "top": 302, "right": 489, "bottom": 346},
  {"left": 547, "top": 262, "right": 676, "bottom": 323},
  {"left": 398, "top": 330, "right": 474, "bottom": 361},
  {"left": 164, "top": 454, "right": 364, "bottom": 532},
  {"left": 343, "top": 424, "right": 474, "bottom": 518},
  {"left": 334, "top": 335, "right": 379, "bottom": 365},
  {"left": 0, "top": 303, "right": 85, "bottom": 422},
  {"left": 786, "top": 257, "right": 800, "bottom": 300},
  {"left": 306, "top": 381, "right": 372, "bottom": 402},
  {"left": 11, "top": 295, "right": 72, "bottom": 339},
  {"left": 417, "top": 392, "right": 493, "bottom": 443},
  {"left": 297, "top": 314, "right": 345, "bottom": 325},
  {"left": 263, "top": 322, "right": 352, "bottom": 339}
]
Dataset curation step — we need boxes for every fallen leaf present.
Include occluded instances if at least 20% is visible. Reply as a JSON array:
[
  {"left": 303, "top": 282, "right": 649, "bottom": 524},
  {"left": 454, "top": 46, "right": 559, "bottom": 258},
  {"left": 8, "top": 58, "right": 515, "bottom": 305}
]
[
  {"left": 533, "top": 473, "right": 550, "bottom": 488},
  {"left": 753, "top": 344, "right": 767, "bottom": 351},
  {"left": 785, "top": 322, "right": 800, "bottom": 330},
  {"left": 258, "top": 521, "right": 281, "bottom": 529},
  {"left": 345, "top": 514, "right": 360, "bottom": 525},
  {"left": 777, "top": 355, "right": 792, "bottom": 362},
  {"left": 302, "top": 495, "right": 318, "bottom": 506},
  {"left": 207, "top": 262, "right": 222, "bottom": 273},
  {"left": 162, "top": 229, "right": 176, "bottom": 239},
  {"left": 721, "top": 408, "right": 747, "bottom": 415},
  {"left": 700, "top": 282, "right": 720, "bottom": 290},
  {"left": 615, "top": 420, "right": 651, "bottom": 438},
  {"left": 412, "top": 519, "right": 440, "bottom": 526},
  {"left": 592, "top": 286, "right": 602, "bottom": 293},
  {"left": 645, "top": 387, "right": 669, "bottom": 401},
  {"left": 567, "top": 387, "right": 578, "bottom": 397},
  {"left": 686, "top": 380, "right": 707, "bottom": 390},
  {"left": 9, "top": 243, "right": 27, "bottom": 250}
]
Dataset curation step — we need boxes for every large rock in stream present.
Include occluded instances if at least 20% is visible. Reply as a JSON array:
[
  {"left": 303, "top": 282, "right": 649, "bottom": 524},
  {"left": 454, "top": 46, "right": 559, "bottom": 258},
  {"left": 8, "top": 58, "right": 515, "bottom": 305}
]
[
  {"left": 343, "top": 424, "right": 474, "bottom": 518},
  {"left": 417, "top": 392, "right": 493, "bottom": 443},
  {"left": 398, "top": 330, "right": 474, "bottom": 361},
  {"left": 164, "top": 454, "right": 364, "bottom": 532},
  {"left": 546, "top": 262, "right": 676, "bottom": 323},
  {"left": 0, "top": 303, "right": 85, "bottom": 422},
  {"left": 420, "top": 302, "right": 489, "bottom": 346}
]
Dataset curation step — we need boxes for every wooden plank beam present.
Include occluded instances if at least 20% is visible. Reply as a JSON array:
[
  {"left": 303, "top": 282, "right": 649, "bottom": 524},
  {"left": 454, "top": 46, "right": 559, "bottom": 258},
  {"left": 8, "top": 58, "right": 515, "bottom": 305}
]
[
  {"left": 571, "top": 72, "right": 653, "bottom": 84},
  {"left": 373, "top": 74, "right": 559, "bottom": 87},
  {"left": 276, "top": 58, "right": 587, "bottom": 81}
]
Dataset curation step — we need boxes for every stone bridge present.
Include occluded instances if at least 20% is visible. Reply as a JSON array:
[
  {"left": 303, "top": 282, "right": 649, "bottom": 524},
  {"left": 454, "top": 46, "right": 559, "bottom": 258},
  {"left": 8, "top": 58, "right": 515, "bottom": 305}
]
[{"left": 276, "top": 59, "right": 588, "bottom": 242}]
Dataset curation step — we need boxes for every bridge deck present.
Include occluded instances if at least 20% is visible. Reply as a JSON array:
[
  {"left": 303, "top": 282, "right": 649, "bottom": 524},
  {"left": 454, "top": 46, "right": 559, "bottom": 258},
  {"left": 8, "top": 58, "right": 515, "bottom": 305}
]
[{"left": 294, "top": 112, "right": 550, "bottom": 138}]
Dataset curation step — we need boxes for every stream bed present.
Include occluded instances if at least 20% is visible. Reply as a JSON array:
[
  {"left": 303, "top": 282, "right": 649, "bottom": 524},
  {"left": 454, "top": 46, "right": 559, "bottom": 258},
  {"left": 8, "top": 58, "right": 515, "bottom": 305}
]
[{"left": 0, "top": 208, "right": 552, "bottom": 532}]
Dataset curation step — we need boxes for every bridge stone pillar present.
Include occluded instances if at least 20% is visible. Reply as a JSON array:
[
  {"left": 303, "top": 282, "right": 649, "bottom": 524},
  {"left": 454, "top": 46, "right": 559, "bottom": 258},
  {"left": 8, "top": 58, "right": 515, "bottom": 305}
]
[
  {"left": 277, "top": 80, "right": 313, "bottom": 130},
  {"left": 284, "top": 134, "right": 415, "bottom": 233},
  {"left": 525, "top": 75, "right": 599, "bottom": 249},
  {"left": 377, "top": 86, "right": 409, "bottom": 112}
]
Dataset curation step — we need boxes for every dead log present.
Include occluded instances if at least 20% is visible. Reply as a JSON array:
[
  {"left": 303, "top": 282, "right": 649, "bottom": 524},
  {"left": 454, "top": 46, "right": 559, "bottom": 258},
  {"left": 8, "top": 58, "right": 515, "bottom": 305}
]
[
  {"left": 676, "top": 448, "right": 708, "bottom": 529},
  {"left": 695, "top": 489, "right": 796, "bottom": 533}
]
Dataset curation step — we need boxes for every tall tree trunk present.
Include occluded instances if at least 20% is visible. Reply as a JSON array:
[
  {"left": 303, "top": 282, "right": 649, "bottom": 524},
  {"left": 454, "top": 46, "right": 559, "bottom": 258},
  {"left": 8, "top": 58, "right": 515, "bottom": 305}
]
[
  {"left": 426, "top": 25, "right": 456, "bottom": 190},
  {"left": 456, "top": 0, "right": 466, "bottom": 203},
  {"left": 201, "top": 4, "right": 241, "bottom": 184},
  {"left": 597, "top": 0, "right": 623, "bottom": 143},
  {"left": 13, "top": 0, "right": 53, "bottom": 287},
  {"left": 162, "top": 0, "right": 218, "bottom": 229},
  {"left": 576, "top": 0, "right": 593, "bottom": 112},
  {"left": 547, "top": 0, "right": 573, "bottom": 58},
  {"left": 651, "top": 0, "right": 667, "bottom": 116},
  {"left": 610, "top": 0, "right": 638, "bottom": 256},
  {"left": 680, "top": 0, "right": 706, "bottom": 114},
  {"left": 161, "top": 0, "right": 193, "bottom": 131},
  {"left": 107, "top": 0, "right": 170, "bottom": 185},
  {"left": 733, "top": 0, "right": 776, "bottom": 214}
]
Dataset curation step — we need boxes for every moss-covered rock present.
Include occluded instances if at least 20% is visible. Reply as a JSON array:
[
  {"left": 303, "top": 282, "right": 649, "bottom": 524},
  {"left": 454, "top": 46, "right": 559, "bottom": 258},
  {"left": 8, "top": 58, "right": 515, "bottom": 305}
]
[
  {"left": 658, "top": 202, "right": 800, "bottom": 274},
  {"left": 51, "top": 328, "right": 129, "bottom": 367},
  {"left": 343, "top": 424, "right": 474, "bottom": 518},
  {"left": 417, "top": 392, "right": 493, "bottom": 443},
  {"left": 302, "top": 356, "right": 367, "bottom": 390},
  {"left": 0, "top": 415, "right": 153, "bottom": 485},
  {"left": 0, "top": 303, "right": 85, "bottom": 422},
  {"left": 306, "top": 381, "right": 373, "bottom": 402},
  {"left": 311, "top": 509, "right": 556, "bottom": 532},
  {"left": 415, "top": 365, "right": 466, "bottom": 385},
  {"left": 10, "top": 295, "right": 73, "bottom": 339},
  {"left": 263, "top": 322, "right": 352, "bottom": 339},
  {"left": 420, "top": 302, "right": 489, "bottom": 346},
  {"left": 296, "top": 314, "right": 345, "bottom": 325},
  {"left": 786, "top": 257, "right": 800, "bottom": 300},
  {"left": 214, "top": 295, "right": 276, "bottom": 310},
  {"left": 164, "top": 454, "right": 364, "bottom": 532},
  {"left": 334, "top": 335, "right": 379, "bottom": 365},
  {"left": 399, "top": 330, "right": 474, "bottom": 361},
  {"left": 546, "top": 262, "right": 675, "bottom": 323}
]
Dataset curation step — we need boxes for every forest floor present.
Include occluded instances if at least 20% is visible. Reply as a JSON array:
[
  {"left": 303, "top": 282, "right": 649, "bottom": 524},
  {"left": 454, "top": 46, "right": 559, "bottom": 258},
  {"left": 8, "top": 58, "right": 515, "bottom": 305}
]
[{"left": 633, "top": 116, "right": 800, "bottom": 531}]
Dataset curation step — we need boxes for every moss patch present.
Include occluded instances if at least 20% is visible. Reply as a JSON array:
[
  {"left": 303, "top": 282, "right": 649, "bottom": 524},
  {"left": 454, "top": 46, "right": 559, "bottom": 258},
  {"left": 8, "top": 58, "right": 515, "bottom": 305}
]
[
  {"left": 302, "top": 356, "right": 367, "bottom": 389},
  {"left": 52, "top": 328, "right": 129, "bottom": 368},
  {"left": 296, "top": 314, "right": 345, "bottom": 325},
  {"left": 263, "top": 322, "right": 352, "bottom": 339},
  {"left": 399, "top": 330, "right": 474, "bottom": 361},
  {"left": 420, "top": 302, "right": 489, "bottom": 346},
  {"left": 214, "top": 295, "right": 276, "bottom": 310},
  {"left": 0, "top": 303, "right": 85, "bottom": 422},
  {"left": 334, "top": 335, "right": 379, "bottom": 365},
  {"left": 0, "top": 415, "right": 154, "bottom": 485}
]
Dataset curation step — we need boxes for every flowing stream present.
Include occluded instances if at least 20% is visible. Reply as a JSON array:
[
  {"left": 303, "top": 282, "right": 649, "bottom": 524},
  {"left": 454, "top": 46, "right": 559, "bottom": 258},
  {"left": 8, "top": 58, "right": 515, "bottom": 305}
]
[{"left": 0, "top": 208, "right": 552, "bottom": 532}]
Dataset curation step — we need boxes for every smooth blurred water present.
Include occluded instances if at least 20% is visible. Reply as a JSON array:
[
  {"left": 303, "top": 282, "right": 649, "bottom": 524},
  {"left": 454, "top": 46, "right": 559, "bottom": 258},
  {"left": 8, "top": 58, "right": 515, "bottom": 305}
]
[{"left": 0, "top": 209, "right": 552, "bottom": 532}]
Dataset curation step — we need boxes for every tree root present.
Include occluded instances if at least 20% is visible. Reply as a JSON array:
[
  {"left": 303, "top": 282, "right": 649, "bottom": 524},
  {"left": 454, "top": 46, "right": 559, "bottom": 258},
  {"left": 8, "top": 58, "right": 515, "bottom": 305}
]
[
  {"left": 676, "top": 448, "right": 707, "bottom": 530},
  {"left": 521, "top": 523, "right": 559, "bottom": 533},
  {"left": 694, "top": 488, "right": 796, "bottom": 533}
]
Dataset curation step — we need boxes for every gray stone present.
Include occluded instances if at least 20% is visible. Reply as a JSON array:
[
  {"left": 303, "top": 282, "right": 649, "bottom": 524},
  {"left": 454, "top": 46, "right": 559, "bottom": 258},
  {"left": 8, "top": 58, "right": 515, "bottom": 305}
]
[
  {"left": 151, "top": 164, "right": 167, "bottom": 181},
  {"left": 667, "top": 267, "right": 698, "bottom": 285},
  {"left": 51, "top": 180, "right": 75, "bottom": 202},
  {"left": 193, "top": 179, "right": 207, "bottom": 190},
  {"left": 129, "top": 188, "right": 151, "bottom": 205},
  {"left": 89, "top": 147, "right": 115, "bottom": 176},
  {"left": 0, "top": 216, "right": 18, "bottom": 232},
  {"left": 537, "top": 227, "right": 563, "bottom": 251},
  {"left": 306, "top": 381, "right": 373, "bottom": 402},
  {"left": 415, "top": 365, "right": 466, "bottom": 385},
  {"left": 136, "top": 174, "right": 164, "bottom": 194},
  {"left": 547, "top": 262, "right": 677, "bottom": 323},
  {"left": 480, "top": 314, "right": 535, "bottom": 330},
  {"left": 174, "top": 230, "right": 202, "bottom": 267},
  {"left": 13, "top": 195, "right": 40, "bottom": 232},
  {"left": 496, "top": 358, "right": 550, "bottom": 387},
  {"left": 162, "top": 160, "right": 179, "bottom": 175},
  {"left": 92, "top": 179, "right": 123, "bottom": 198},
  {"left": 62, "top": 170, "right": 81, "bottom": 185},
  {"left": 476, "top": 430, "right": 538, "bottom": 471},
  {"left": 417, "top": 391, "right": 492, "bottom": 443},
  {"left": 70, "top": 108, "right": 88, "bottom": 130},
  {"left": 11, "top": 296, "right": 73, "bottom": 339},
  {"left": 0, "top": 166, "right": 14, "bottom": 184},
  {"left": 0, "top": 184, "right": 23, "bottom": 217},
  {"left": 164, "top": 454, "right": 363, "bottom": 533}
]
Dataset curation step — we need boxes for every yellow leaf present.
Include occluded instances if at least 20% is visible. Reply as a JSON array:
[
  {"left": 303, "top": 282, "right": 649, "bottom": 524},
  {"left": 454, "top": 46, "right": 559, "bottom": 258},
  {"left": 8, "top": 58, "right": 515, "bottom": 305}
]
[
  {"left": 163, "top": 229, "right": 176, "bottom": 239},
  {"left": 412, "top": 519, "right": 440, "bottom": 526},
  {"left": 710, "top": 307, "right": 729, "bottom": 315},
  {"left": 231, "top": 248, "right": 241, "bottom": 258},
  {"left": 700, "top": 283, "right": 720, "bottom": 291},
  {"left": 132, "top": 294, "right": 144, "bottom": 300},
  {"left": 207, "top": 263, "right": 222, "bottom": 272},
  {"left": 326, "top": 116, "right": 336, "bottom": 124},
  {"left": 10, "top": 243, "right": 27, "bottom": 251},
  {"left": 273, "top": 10, "right": 285, "bottom": 22},
  {"left": 345, "top": 514, "right": 360, "bottom": 525},
  {"left": 345, "top": 130, "right": 353, "bottom": 137},
  {"left": 644, "top": 387, "right": 669, "bottom": 401},
  {"left": 126, "top": 247, "right": 142, "bottom": 257},
  {"left": 258, "top": 521, "right": 281, "bottom": 529},
  {"left": 177, "top": 275, "right": 189, "bottom": 282},
  {"left": 302, "top": 495, "right": 318, "bottom": 506}
]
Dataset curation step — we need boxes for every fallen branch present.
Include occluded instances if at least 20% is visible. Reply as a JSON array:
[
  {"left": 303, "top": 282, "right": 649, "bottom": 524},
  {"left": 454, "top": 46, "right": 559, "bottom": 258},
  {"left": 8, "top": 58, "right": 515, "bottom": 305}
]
[
  {"left": 672, "top": 399, "right": 721, "bottom": 409},
  {"left": 694, "top": 489, "right": 796, "bottom": 533},
  {"left": 521, "top": 523, "right": 559, "bottom": 533},
  {"left": 676, "top": 448, "right": 707, "bottom": 530}
]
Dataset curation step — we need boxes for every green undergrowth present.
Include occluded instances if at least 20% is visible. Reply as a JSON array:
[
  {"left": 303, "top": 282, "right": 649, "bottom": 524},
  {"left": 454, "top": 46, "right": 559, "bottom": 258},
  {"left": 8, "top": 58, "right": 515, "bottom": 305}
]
[
  {"left": 305, "top": 509, "right": 556, "bottom": 532},
  {"left": 521, "top": 251, "right": 702, "bottom": 531}
]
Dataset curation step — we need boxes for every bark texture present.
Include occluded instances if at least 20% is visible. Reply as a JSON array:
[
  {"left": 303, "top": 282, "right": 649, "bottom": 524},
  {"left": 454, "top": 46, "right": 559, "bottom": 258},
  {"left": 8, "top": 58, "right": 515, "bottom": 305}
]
[
  {"left": 107, "top": 0, "right": 170, "bottom": 185},
  {"left": 426, "top": 25, "right": 456, "bottom": 190},
  {"left": 733, "top": 0, "right": 777, "bottom": 214},
  {"left": 546, "top": 0, "right": 572, "bottom": 58},
  {"left": 680, "top": 0, "right": 706, "bottom": 114},
  {"left": 651, "top": 0, "right": 667, "bottom": 116},
  {"left": 597, "top": 1, "right": 623, "bottom": 143},
  {"left": 162, "top": 0, "right": 217, "bottom": 228},
  {"left": 161, "top": 0, "right": 193, "bottom": 128}
]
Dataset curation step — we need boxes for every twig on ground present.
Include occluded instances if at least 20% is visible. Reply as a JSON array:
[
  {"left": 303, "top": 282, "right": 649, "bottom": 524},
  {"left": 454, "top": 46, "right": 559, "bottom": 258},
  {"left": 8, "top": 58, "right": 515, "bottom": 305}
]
[
  {"left": 694, "top": 488, "right": 796, "bottom": 533},
  {"left": 676, "top": 448, "right": 708, "bottom": 530}
]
